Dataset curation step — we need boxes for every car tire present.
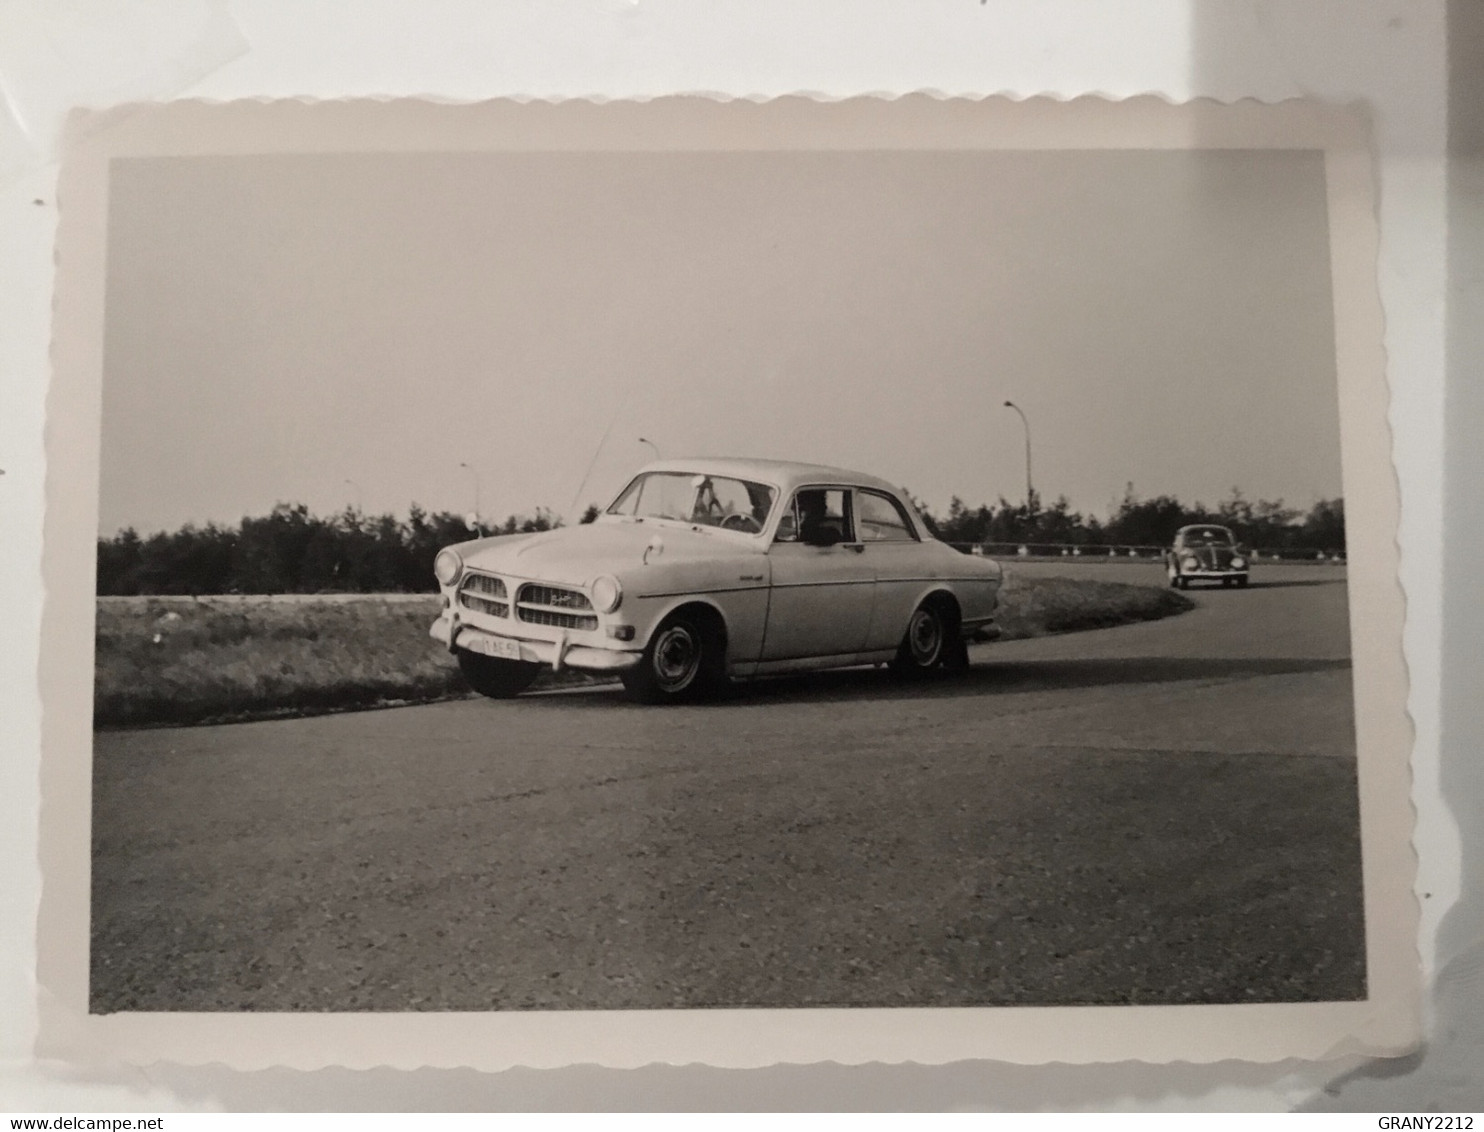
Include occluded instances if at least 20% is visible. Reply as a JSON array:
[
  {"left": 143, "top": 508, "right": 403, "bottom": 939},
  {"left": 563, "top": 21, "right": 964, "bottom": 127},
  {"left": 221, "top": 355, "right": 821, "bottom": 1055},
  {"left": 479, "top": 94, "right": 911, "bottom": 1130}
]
[
  {"left": 1236, "top": 576, "right": 1249, "bottom": 588},
  {"left": 621, "top": 610, "right": 725, "bottom": 704},
  {"left": 456, "top": 650, "right": 541, "bottom": 699},
  {"left": 890, "top": 599, "right": 951, "bottom": 677}
]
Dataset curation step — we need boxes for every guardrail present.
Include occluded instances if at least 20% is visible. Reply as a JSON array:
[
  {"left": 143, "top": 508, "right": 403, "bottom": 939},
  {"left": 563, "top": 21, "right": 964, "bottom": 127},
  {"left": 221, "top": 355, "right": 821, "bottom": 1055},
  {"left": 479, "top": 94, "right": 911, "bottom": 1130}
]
[{"left": 947, "top": 542, "right": 1347, "bottom": 563}]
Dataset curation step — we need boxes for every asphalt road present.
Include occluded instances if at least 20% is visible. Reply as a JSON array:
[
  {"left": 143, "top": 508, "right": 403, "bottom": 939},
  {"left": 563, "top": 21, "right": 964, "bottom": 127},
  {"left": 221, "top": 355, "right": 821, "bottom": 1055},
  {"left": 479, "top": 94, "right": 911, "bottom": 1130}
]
[{"left": 91, "top": 563, "right": 1364, "bottom": 1011}]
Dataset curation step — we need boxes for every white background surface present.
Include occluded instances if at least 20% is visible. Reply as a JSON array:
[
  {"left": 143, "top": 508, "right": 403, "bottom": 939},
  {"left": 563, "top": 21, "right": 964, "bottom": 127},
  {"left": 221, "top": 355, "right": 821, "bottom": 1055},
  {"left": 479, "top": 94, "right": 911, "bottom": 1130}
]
[{"left": 0, "top": 0, "right": 1473, "bottom": 1112}]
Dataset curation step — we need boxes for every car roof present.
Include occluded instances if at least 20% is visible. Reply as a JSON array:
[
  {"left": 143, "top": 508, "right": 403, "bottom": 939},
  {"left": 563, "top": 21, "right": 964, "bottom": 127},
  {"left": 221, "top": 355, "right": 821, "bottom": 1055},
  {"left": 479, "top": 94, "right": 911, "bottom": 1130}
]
[
  {"left": 634, "top": 458, "right": 905, "bottom": 496},
  {"left": 1177, "top": 524, "right": 1233, "bottom": 534}
]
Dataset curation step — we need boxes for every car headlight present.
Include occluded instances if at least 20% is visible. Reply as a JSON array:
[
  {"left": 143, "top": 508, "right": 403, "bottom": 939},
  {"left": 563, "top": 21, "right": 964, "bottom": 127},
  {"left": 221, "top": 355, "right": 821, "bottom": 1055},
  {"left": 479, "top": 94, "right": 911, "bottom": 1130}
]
[
  {"left": 1231, "top": 556, "right": 1247, "bottom": 569},
  {"left": 1182, "top": 556, "right": 1199, "bottom": 569},
  {"left": 434, "top": 548, "right": 463, "bottom": 587},
  {"left": 591, "top": 574, "right": 623, "bottom": 614}
]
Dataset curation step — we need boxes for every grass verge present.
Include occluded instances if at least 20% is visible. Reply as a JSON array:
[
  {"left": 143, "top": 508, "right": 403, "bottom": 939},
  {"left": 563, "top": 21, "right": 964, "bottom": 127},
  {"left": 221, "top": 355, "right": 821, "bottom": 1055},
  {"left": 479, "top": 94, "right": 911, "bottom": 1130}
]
[
  {"left": 994, "top": 572, "right": 1193, "bottom": 640},
  {"left": 94, "top": 576, "right": 1191, "bottom": 728}
]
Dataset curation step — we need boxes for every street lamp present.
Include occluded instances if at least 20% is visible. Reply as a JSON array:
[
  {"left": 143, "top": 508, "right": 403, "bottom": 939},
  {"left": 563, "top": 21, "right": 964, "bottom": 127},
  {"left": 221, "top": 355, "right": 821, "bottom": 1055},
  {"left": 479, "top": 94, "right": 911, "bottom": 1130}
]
[
  {"left": 1003, "top": 400, "right": 1034, "bottom": 513},
  {"left": 459, "top": 461, "right": 481, "bottom": 531},
  {"left": 637, "top": 437, "right": 660, "bottom": 461}
]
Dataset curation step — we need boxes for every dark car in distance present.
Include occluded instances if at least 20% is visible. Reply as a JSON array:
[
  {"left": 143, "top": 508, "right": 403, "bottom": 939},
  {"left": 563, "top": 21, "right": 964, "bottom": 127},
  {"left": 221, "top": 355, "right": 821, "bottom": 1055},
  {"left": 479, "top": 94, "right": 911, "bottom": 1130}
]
[{"left": 1164, "top": 524, "right": 1250, "bottom": 589}]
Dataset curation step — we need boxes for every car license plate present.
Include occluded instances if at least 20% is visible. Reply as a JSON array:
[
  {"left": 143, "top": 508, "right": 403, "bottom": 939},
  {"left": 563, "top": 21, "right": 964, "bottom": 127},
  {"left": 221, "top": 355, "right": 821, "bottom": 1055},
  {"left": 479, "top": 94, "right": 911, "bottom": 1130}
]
[{"left": 471, "top": 634, "right": 523, "bottom": 661}]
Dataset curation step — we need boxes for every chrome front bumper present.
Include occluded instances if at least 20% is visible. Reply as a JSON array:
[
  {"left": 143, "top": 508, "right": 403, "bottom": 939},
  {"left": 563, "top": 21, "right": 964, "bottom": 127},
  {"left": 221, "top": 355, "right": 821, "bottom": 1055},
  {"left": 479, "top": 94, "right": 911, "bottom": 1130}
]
[{"left": 430, "top": 617, "right": 641, "bottom": 673}]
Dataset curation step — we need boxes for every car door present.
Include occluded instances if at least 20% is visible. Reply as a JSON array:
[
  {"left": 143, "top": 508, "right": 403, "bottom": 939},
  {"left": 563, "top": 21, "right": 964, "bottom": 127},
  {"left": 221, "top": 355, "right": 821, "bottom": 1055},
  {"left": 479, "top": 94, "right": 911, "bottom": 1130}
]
[
  {"left": 761, "top": 486, "right": 875, "bottom": 661},
  {"left": 854, "top": 487, "right": 932, "bottom": 651}
]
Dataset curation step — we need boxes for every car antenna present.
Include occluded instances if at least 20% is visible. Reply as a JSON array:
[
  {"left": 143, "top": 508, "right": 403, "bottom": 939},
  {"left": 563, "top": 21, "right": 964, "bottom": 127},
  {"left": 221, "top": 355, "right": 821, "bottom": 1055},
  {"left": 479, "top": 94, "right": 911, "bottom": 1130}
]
[{"left": 568, "top": 382, "right": 635, "bottom": 519}]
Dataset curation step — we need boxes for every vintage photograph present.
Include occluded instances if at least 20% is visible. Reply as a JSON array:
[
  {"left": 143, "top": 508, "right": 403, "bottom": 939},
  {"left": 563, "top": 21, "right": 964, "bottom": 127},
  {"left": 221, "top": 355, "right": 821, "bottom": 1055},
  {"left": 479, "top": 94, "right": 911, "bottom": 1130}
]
[{"left": 41, "top": 97, "right": 1413, "bottom": 1067}]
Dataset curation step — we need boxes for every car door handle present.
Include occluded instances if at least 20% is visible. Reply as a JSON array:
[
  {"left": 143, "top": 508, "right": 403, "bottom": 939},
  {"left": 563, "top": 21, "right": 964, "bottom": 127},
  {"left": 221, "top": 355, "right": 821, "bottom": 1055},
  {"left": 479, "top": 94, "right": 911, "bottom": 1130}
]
[{"left": 842, "top": 543, "right": 865, "bottom": 553}]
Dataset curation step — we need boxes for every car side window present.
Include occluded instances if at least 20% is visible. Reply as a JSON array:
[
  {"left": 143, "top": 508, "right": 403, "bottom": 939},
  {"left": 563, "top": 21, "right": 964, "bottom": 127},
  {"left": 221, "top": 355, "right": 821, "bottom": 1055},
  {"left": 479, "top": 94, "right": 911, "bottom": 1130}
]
[
  {"left": 857, "top": 490, "right": 918, "bottom": 542},
  {"left": 776, "top": 487, "right": 854, "bottom": 544}
]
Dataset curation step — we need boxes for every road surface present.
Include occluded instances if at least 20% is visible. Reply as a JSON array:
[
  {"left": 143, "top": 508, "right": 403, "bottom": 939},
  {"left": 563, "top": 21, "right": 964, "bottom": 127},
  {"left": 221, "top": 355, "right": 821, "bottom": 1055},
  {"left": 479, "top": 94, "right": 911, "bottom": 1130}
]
[{"left": 91, "top": 563, "right": 1364, "bottom": 1011}]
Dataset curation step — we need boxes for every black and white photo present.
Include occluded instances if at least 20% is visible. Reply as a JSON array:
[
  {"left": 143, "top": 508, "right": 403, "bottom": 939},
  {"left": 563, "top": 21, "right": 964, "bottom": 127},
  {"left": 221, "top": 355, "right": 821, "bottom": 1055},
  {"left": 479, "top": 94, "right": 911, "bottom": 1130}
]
[{"left": 38, "top": 95, "right": 1415, "bottom": 1069}]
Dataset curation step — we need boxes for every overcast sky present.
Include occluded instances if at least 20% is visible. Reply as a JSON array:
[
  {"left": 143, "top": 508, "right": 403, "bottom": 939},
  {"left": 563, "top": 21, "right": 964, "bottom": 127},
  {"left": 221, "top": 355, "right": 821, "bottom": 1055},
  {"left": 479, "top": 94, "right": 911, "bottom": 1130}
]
[{"left": 99, "top": 147, "right": 1341, "bottom": 535}]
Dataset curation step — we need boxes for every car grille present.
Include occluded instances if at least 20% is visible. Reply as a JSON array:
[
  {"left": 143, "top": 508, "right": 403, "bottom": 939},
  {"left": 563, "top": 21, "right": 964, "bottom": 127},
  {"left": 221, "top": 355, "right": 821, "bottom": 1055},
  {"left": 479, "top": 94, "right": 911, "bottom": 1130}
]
[
  {"left": 458, "top": 572, "right": 509, "bottom": 618},
  {"left": 516, "top": 584, "right": 598, "bottom": 631}
]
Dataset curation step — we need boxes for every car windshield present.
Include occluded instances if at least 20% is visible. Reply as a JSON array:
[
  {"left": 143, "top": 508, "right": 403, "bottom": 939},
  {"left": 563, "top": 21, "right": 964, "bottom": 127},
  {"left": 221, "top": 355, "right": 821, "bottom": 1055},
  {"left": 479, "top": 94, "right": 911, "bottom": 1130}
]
[
  {"left": 1183, "top": 526, "right": 1234, "bottom": 545},
  {"left": 606, "top": 471, "right": 777, "bottom": 533}
]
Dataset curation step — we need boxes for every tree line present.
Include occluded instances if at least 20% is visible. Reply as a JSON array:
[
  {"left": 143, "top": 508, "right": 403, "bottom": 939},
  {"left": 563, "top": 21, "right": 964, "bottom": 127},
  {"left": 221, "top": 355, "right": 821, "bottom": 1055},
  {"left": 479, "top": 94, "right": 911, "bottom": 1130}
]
[
  {"left": 96, "top": 488, "right": 1343, "bottom": 595},
  {"left": 95, "top": 502, "right": 582, "bottom": 596},
  {"left": 914, "top": 487, "right": 1345, "bottom": 553}
]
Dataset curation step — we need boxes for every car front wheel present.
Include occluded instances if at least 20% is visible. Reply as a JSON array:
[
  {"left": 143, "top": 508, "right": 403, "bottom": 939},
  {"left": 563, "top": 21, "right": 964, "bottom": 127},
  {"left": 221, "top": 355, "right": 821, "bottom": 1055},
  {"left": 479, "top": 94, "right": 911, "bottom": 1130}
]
[
  {"left": 622, "top": 611, "right": 725, "bottom": 704},
  {"left": 457, "top": 650, "right": 541, "bottom": 699}
]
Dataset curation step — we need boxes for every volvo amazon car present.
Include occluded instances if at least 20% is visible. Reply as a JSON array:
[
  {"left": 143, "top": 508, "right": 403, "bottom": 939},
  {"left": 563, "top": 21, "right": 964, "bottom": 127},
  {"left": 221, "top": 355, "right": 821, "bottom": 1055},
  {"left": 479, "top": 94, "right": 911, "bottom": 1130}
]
[
  {"left": 1164, "top": 523, "right": 1250, "bottom": 589},
  {"left": 429, "top": 459, "right": 1005, "bottom": 703}
]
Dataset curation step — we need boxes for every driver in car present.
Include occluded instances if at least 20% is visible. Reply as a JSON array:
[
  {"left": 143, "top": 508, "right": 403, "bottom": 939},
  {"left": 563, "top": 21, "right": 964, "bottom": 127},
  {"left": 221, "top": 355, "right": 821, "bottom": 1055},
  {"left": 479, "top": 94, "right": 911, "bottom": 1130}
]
[
  {"left": 691, "top": 476, "right": 772, "bottom": 532},
  {"left": 797, "top": 490, "right": 841, "bottom": 546}
]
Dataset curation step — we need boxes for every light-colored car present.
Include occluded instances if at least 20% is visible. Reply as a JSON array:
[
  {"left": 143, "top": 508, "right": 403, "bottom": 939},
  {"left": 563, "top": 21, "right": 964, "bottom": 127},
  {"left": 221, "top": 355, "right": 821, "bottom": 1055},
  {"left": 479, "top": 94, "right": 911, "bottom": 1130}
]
[
  {"left": 430, "top": 458, "right": 1005, "bottom": 703},
  {"left": 1164, "top": 524, "right": 1250, "bottom": 589}
]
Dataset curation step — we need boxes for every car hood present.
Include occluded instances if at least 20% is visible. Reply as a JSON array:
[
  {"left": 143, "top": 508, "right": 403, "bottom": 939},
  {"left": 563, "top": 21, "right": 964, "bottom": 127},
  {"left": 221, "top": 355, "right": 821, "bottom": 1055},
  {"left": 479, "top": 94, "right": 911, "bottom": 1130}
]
[{"left": 457, "top": 521, "right": 760, "bottom": 585}]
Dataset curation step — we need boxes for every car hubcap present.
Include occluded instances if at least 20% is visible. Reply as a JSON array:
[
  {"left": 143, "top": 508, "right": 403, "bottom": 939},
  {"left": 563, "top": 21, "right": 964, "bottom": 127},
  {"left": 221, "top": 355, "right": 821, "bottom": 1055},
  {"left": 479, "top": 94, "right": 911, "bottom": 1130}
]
[
  {"left": 653, "top": 625, "right": 700, "bottom": 691},
  {"left": 908, "top": 609, "right": 942, "bottom": 665}
]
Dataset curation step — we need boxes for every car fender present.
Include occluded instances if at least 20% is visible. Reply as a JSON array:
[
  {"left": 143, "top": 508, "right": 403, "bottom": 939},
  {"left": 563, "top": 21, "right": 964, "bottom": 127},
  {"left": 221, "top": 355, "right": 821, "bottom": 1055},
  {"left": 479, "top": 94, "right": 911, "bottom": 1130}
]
[
  {"left": 629, "top": 591, "right": 770, "bottom": 666},
  {"left": 897, "top": 580, "right": 982, "bottom": 633},
  {"left": 622, "top": 556, "right": 771, "bottom": 664}
]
